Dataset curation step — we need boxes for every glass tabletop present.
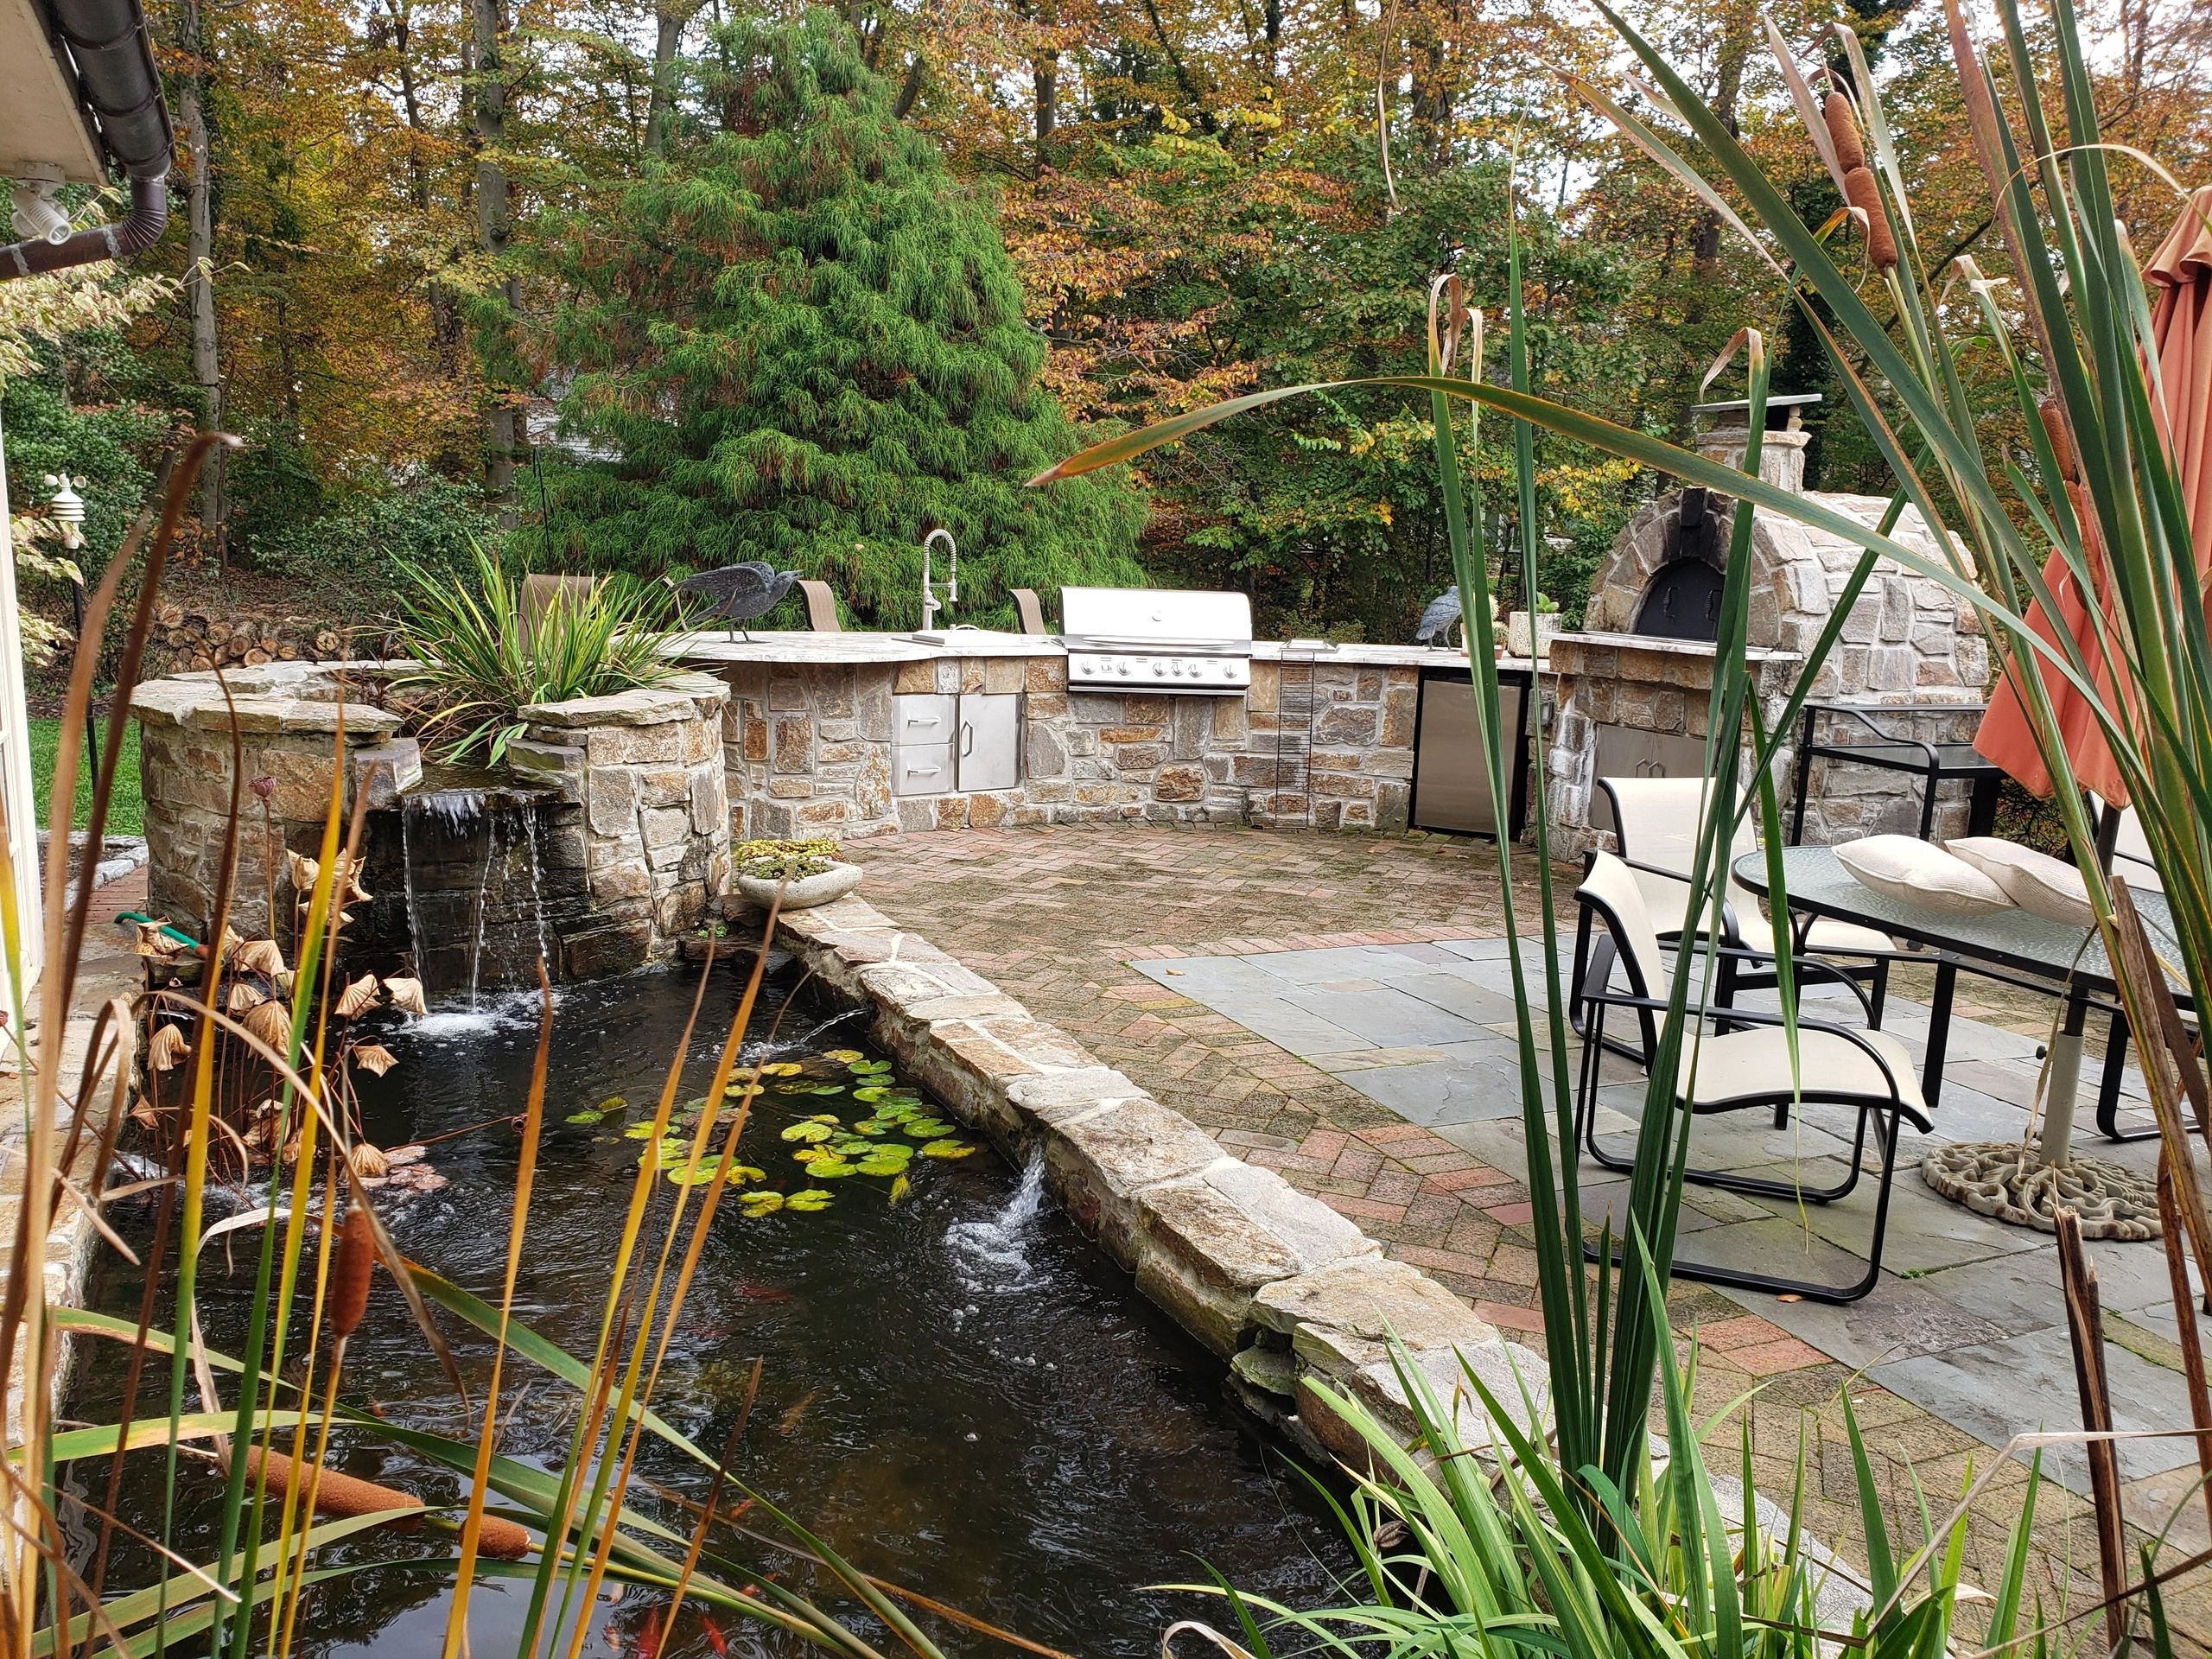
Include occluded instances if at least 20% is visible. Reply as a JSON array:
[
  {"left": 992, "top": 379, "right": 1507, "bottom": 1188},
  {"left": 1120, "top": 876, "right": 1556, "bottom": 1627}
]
[
  {"left": 1799, "top": 739, "right": 2003, "bottom": 774},
  {"left": 1734, "top": 844, "right": 2182, "bottom": 995}
]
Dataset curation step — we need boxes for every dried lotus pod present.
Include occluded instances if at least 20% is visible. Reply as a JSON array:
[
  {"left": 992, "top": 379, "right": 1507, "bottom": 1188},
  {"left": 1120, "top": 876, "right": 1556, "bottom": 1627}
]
[{"left": 131, "top": 920, "right": 193, "bottom": 959}]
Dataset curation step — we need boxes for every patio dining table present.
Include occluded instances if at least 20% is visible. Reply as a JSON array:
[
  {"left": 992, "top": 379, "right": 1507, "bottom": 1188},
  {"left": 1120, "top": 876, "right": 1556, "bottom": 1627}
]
[{"left": 1734, "top": 845, "right": 2184, "bottom": 1141}]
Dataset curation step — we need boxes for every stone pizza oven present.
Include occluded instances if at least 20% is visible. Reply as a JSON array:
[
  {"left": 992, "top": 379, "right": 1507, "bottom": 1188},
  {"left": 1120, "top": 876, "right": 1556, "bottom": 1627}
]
[{"left": 1546, "top": 414, "right": 1991, "bottom": 857}]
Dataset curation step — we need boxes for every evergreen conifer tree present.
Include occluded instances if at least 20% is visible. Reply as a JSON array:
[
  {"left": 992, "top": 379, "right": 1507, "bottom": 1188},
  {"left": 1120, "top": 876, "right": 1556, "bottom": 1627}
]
[{"left": 511, "top": 6, "right": 1147, "bottom": 628}]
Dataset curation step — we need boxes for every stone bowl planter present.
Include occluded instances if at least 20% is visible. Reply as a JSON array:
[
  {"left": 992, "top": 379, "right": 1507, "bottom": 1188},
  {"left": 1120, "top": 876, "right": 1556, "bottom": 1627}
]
[
  {"left": 733, "top": 861, "right": 863, "bottom": 912},
  {"left": 1506, "top": 611, "right": 1561, "bottom": 660}
]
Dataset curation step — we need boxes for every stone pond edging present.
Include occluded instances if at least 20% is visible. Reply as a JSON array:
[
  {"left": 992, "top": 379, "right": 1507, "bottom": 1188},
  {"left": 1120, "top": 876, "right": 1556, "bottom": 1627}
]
[{"left": 770, "top": 892, "right": 1551, "bottom": 1463}]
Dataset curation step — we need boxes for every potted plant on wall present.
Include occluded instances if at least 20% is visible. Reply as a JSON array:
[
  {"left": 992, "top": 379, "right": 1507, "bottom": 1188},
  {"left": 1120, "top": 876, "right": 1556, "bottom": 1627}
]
[
  {"left": 1507, "top": 592, "right": 1562, "bottom": 659},
  {"left": 730, "top": 836, "right": 862, "bottom": 910}
]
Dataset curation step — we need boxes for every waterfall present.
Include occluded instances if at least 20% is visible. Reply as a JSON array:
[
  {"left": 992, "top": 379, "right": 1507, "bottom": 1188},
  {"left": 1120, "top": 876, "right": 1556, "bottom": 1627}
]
[
  {"left": 387, "top": 779, "right": 553, "bottom": 1005},
  {"left": 398, "top": 808, "right": 423, "bottom": 982},
  {"left": 945, "top": 1150, "right": 1048, "bottom": 1292},
  {"left": 466, "top": 810, "right": 499, "bottom": 1008},
  {"left": 523, "top": 811, "right": 550, "bottom": 976}
]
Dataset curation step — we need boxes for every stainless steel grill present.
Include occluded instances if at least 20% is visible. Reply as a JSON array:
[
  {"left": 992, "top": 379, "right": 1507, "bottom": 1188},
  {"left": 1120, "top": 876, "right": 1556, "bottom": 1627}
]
[{"left": 1059, "top": 587, "right": 1253, "bottom": 695}]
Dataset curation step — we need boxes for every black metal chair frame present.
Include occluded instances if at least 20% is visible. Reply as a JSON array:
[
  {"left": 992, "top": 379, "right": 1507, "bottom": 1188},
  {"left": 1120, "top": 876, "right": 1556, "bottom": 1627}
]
[{"left": 1571, "top": 873, "right": 1933, "bottom": 1304}]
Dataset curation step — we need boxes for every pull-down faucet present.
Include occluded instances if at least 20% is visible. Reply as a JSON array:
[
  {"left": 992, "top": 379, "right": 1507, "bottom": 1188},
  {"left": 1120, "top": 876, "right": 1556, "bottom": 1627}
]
[{"left": 921, "top": 528, "right": 958, "bottom": 630}]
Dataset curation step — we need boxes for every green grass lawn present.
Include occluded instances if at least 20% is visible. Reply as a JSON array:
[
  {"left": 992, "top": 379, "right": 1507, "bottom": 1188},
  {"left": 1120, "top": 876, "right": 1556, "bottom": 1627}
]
[{"left": 29, "top": 715, "right": 143, "bottom": 835}]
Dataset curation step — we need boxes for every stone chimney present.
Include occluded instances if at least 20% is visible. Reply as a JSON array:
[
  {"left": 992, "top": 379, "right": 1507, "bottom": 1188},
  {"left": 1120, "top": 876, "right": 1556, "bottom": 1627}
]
[{"left": 1696, "top": 425, "right": 1808, "bottom": 493}]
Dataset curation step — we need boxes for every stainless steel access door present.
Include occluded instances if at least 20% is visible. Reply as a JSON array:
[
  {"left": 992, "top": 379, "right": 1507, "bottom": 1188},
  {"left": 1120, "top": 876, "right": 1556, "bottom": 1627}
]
[
  {"left": 1411, "top": 675, "right": 1529, "bottom": 836},
  {"left": 893, "top": 695, "right": 956, "bottom": 797},
  {"left": 956, "top": 692, "right": 1021, "bottom": 791}
]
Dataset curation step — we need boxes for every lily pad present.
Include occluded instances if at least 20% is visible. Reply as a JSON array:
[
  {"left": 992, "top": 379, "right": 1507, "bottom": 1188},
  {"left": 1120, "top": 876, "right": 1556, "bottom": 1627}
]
[
  {"left": 760, "top": 1062, "right": 805, "bottom": 1077},
  {"left": 565, "top": 1109, "right": 604, "bottom": 1126},
  {"left": 780, "top": 1121, "right": 836, "bottom": 1144},
  {"left": 855, "top": 1156, "right": 909, "bottom": 1178},
  {"left": 791, "top": 1147, "right": 827, "bottom": 1164},
  {"left": 888, "top": 1174, "right": 912, "bottom": 1206},
  {"left": 598, "top": 1095, "right": 629, "bottom": 1112},
  {"left": 852, "top": 1086, "right": 889, "bottom": 1103},
  {"left": 786, "top": 1189, "right": 834, "bottom": 1211},
  {"left": 920, "top": 1139, "right": 977, "bottom": 1160},
  {"left": 665, "top": 1162, "right": 719, "bottom": 1186},
  {"left": 739, "top": 1190, "right": 785, "bottom": 1215},
  {"left": 622, "top": 1122, "right": 660, "bottom": 1140},
  {"left": 905, "top": 1119, "right": 956, "bottom": 1139},
  {"left": 807, "top": 1158, "right": 858, "bottom": 1179},
  {"left": 846, "top": 1058, "right": 893, "bottom": 1076},
  {"left": 823, "top": 1049, "right": 865, "bottom": 1064},
  {"left": 803, "top": 1084, "right": 847, "bottom": 1096}
]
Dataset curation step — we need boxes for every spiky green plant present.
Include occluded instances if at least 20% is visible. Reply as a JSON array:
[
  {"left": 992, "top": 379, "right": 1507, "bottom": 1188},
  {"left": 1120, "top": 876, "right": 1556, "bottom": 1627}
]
[{"left": 393, "top": 543, "right": 681, "bottom": 766}]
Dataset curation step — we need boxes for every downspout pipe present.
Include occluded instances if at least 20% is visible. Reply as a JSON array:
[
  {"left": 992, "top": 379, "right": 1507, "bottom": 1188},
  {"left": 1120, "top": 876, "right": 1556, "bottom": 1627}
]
[{"left": 0, "top": 0, "right": 175, "bottom": 282}]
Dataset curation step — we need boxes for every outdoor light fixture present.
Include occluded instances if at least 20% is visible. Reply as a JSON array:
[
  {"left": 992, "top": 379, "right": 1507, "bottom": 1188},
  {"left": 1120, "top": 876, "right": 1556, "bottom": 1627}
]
[
  {"left": 10, "top": 169, "right": 73, "bottom": 246},
  {"left": 44, "top": 474, "right": 86, "bottom": 547}
]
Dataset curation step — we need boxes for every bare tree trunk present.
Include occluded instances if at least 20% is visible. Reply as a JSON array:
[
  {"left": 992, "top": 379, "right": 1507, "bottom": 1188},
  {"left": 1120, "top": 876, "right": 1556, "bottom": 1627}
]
[
  {"left": 177, "top": 0, "right": 224, "bottom": 559},
  {"left": 473, "top": 0, "right": 518, "bottom": 512},
  {"left": 644, "top": 0, "right": 689, "bottom": 156},
  {"left": 1691, "top": 0, "right": 1754, "bottom": 282},
  {"left": 386, "top": 0, "right": 461, "bottom": 370},
  {"left": 892, "top": 51, "right": 925, "bottom": 118}
]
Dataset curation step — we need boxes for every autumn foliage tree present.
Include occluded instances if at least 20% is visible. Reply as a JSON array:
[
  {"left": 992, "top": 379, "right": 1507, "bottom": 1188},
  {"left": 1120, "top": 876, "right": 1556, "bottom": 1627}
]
[{"left": 508, "top": 6, "right": 1146, "bottom": 628}]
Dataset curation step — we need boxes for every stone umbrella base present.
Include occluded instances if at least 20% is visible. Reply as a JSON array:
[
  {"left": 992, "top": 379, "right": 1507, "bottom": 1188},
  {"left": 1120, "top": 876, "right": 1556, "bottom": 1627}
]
[{"left": 1921, "top": 1140, "right": 2160, "bottom": 1240}]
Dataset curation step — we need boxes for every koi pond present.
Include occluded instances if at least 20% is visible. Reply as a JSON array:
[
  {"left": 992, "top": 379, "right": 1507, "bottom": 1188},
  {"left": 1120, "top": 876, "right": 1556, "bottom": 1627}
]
[{"left": 72, "top": 965, "right": 1348, "bottom": 1656}]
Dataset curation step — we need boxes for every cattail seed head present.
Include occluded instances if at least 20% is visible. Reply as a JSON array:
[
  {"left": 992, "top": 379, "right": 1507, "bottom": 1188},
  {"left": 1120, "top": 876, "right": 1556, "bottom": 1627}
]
[
  {"left": 475, "top": 1515, "right": 533, "bottom": 1559},
  {"left": 1823, "top": 92, "right": 1867, "bottom": 172},
  {"left": 2038, "top": 397, "right": 2079, "bottom": 482},
  {"left": 1842, "top": 167, "right": 1898, "bottom": 270},
  {"left": 245, "top": 1448, "right": 418, "bottom": 1522},
  {"left": 332, "top": 1205, "right": 377, "bottom": 1339}
]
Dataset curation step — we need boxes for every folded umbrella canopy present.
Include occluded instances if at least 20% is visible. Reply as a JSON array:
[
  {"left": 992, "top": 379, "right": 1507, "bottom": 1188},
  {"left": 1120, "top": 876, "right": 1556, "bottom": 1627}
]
[{"left": 1973, "top": 185, "right": 2212, "bottom": 807}]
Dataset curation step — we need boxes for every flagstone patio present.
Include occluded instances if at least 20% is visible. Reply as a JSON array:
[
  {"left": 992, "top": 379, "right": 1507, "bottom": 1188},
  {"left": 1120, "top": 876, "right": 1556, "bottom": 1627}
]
[{"left": 843, "top": 823, "right": 2211, "bottom": 1642}]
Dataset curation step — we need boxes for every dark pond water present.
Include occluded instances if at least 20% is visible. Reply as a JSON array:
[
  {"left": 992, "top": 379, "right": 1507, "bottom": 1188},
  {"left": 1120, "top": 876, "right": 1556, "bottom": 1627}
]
[{"left": 73, "top": 965, "right": 1349, "bottom": 1657}]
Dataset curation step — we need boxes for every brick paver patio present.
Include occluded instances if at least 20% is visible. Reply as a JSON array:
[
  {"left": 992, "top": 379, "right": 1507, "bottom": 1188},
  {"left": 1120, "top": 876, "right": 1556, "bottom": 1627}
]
[{"left": 845, "top": 823, "right": 2209, "bottom": 1647}]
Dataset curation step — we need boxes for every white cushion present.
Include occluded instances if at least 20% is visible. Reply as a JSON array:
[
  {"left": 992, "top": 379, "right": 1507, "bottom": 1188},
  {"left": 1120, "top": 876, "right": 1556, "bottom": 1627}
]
[
  {"left": 1946, "top": 836, "right": 2094, "bottom": 929},
  {"left": 1678, "top": 1025, "right": 1924, "bottom": 1115},
  {"left": 1730, "top": 907, "right": 1895, "bottom": 958},
  {"left": 1834, "top": 835, "right": 2012, "bottom": 915}
]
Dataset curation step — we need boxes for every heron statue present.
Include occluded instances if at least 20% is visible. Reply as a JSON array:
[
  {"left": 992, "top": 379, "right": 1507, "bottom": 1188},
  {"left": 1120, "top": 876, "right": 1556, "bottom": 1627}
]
[
  {"left": 1415, "top": 587, "right": 1463, "bottom": 647},
  {"left": 678, "top": 561, "right": 801, "bottom": 641}
]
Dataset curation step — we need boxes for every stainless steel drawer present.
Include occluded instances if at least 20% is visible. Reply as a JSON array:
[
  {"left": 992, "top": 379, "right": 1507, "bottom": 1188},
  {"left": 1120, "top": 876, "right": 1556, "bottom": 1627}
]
[
  {"left": 893, "top": 741, "right": 954, "bottom": 798},
  {"left": 894, "top": 694, "right": 956, "bottom": 747}
]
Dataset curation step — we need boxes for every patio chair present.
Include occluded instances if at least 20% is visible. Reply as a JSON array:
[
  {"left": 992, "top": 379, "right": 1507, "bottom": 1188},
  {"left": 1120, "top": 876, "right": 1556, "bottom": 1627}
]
[
  {"left": 1579, "top": 775, "right": 1896, "bottom": 1033},
  {"left": 796, "top": 579, "right": 842, "bottom": 632},
  {"left": 1571, "top": 850, "right": 1932, "bottom": 1303},
  {"left": 1011, "top": 588, "right": 1050, "bottom": 634},
  {"left": 520, "top": 574, "right": 597, "bottom": 648}
]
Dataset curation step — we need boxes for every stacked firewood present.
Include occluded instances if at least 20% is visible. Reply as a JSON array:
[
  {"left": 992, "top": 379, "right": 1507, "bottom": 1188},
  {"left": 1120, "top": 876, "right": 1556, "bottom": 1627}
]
[{"left": 149, "top": 603, "right": 352, "bottom": 672}]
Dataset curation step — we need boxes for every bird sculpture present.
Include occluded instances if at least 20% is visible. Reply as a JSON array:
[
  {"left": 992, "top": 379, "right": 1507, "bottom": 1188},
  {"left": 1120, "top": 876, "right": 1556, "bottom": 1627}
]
[
  {"left": 1415, "top": 587, "right": 1463, "bottom": 647},
  {"left": 678, "top": 562, "right": 801, "bottom": 641}
]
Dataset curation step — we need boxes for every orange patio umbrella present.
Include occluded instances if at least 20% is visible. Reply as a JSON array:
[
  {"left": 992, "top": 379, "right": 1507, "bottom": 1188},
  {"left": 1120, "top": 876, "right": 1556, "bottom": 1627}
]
[{"left": 1972, "top": 185, "right": 2212, "bottom": 808}]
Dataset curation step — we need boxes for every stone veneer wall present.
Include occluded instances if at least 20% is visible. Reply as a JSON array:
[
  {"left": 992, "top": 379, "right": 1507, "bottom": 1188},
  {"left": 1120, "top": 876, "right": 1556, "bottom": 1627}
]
[
  {"left": 135, "top": 667, "right": 410, "bottom": 938},
  {"left": 134, "top": 664, "right": 729, "bottom": 976},
  {"left": 1542, "top": 633, "right": 1988, "bottom": 861},
  {"left": 474, "top": 675, "right": 733, "bottom": 976},
  {"left": 772, "top": 891, "right": 1543, "bottom": 1463},
  {"left": 709, "top": 653, "right": 1420, "bottom": 839}
]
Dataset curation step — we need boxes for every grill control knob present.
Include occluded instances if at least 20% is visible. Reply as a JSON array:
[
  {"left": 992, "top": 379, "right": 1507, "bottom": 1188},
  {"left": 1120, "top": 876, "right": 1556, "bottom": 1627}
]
[
  {"left": 1117, "top": 660, "right": 1132, "bottom": 677},
  {"left": 1152, "top": 661, "right": 1166, "bottom": 677}
]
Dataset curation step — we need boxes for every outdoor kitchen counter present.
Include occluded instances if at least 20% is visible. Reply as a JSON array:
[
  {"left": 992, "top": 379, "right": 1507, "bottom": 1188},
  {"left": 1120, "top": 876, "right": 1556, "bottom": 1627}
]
[{"left": 673, "top": 631, "right": 1534, "bottom": 672}]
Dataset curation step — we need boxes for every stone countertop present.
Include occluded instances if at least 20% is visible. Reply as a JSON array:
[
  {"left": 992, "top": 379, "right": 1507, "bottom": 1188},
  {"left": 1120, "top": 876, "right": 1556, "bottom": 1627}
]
[{"left": 671, "top": 630, "right": 1533, "bottom": 672}]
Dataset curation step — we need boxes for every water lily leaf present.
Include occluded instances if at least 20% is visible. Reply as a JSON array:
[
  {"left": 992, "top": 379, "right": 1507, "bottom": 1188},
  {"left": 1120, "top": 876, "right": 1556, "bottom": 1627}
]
[
  {"left": 847, "top": 1058, "right": 892, "bottom": 1075},
  {"left": 888, "top": 1174, "right": 912, "bottom": 1207},
  {"left": 791, "top": 1147, "right": 826, "bottom": 1164},
  {"left": 623, "top": 1122, "right": 659, "bottom": 1140},
  {"left": 739, "top": 1190, "right": 785, "bottom": 1215},
  {"left": 807, "top": 1112, "right": 841, "bottom": 1123},
  {"left": 920, "top": 1140, "right": 976, "bottom": 1160},
  {"left": 565, "top": 1109, "right": 604, "bottom": 1126},
  {"left": 823, "top": 1049, "right": 865, "bottom": 1063},
  {"left": 804, "top": 1084, "right": 847, "bottom": 1096},
  {"left": 665, "top": 1162, "right": 718, "bottom": 1186},
  {"left": 780, "top": 1122, "right": 835, "bottom": 1143},
  {"left": 786, "top": 1190, "right": 833, "bottom": 1211},
  {"left": 831, "top": 1139, "right": 874, "bottom": 1157},
  {"left": 906, "top": 1119, "right": 956, "bottom": 1139},
  {"left": 808, "top": 1158, "right": 857, "bottom": 1179},
  {"left": 599, "top": 1095, "right": 628, "bottom": 1112},
  {"left": 855, "top": 1156, "right": 907, "bottom": 1178},
  {"left": 761, "top": 1062, "right": 805, "bottom": 1077},
  {"left": 852, "top": 1119, "right": 893, "bottom": 1135},
  {"left": 852, "top": 1086, "right": 889, "bottom": 1103},
  {"left": 861, "top": 1141, "right": 913, "bottom": 1164}
]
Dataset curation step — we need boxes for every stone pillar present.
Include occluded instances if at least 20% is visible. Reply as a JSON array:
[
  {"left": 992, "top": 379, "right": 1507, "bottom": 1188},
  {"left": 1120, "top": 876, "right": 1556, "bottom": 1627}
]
[
  {"left": 511, "top": 673, "right": 732, "bottom": 976},
  {"left": 133, "top": 676, "right": 409, "bottom": 940}
]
